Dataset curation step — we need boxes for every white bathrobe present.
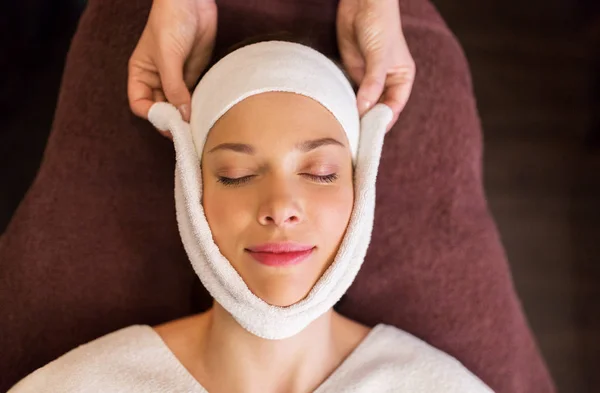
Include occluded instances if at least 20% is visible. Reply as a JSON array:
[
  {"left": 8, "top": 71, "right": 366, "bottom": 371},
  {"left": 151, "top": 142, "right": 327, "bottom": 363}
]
[{"left": 9, "top": 323, "right": 493, "bottom": 392}]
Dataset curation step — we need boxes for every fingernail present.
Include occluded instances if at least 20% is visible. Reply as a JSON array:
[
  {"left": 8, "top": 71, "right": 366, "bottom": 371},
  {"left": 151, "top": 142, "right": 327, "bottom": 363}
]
[
  {"left": 360, "top": 100, "right": 371, "bottom": 113},
  {"left": 178, "top": 104, "right": 190, "bottom": 121}
]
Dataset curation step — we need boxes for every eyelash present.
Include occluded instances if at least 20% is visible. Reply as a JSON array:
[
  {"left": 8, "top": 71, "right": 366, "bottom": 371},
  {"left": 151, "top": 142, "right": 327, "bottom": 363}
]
[
  {"left": 217, "top": 173, "right": 339, "bottom": 186},
  {"left": 217, "top": 176, "right": 254, "bottom": 186}
]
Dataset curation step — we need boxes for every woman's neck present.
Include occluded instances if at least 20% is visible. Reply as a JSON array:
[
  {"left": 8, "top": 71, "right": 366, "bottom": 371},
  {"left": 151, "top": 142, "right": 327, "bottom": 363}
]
[{"left": 187, "top": 302, "right": 369, "bottom": 393}]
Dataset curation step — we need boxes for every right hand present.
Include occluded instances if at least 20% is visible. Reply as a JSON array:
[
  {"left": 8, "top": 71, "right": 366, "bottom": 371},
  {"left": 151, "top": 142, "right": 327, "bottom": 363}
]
[{"left": 128, "top": 0, "right": 217, "bottom": 137}]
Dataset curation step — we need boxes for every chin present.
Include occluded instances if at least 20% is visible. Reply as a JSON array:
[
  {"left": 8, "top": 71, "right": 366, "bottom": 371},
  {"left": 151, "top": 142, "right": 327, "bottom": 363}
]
[
  {"left": 251, "top": 284, "right": 312, "bottom": 307},
  {"left": 236, "top": 253, "right": 332, "bottom": 307}
]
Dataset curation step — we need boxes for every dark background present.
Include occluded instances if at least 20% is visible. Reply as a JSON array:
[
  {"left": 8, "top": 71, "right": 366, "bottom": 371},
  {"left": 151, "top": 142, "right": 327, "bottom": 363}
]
[{"left": 1, "top": 1, "right": 599, "bottom": 391}]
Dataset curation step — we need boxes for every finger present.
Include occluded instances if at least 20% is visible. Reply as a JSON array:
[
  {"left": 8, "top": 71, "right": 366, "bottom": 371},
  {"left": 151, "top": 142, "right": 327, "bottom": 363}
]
[
  {"left": 130, "top": 67, "right": 162, "bottom": 89},
  {"left": 153, "top": 89, "right": 166, "bottom": 103},
  {"left": 339, "top": 48, "right": 366, "bottom": 91},
  {"left": 128, "top": 57, "right": 163, "bottom": 119},
  {"left": 380, "top": 84, "right": 409, "bottom": 132},
  {"left": 157, "top": 127, "right": 173, "bottom": 140},
  {"left": 381, "top": 66, "right": 416, "bottom": 132},
  {"left": 128, "top": 72, "right": 155, "bottom": 119},
  {"left": 150, "top": 89, "right": 173, "bottom": 140},
  {"left": 157, "top": 52, "right": 192, "bottom": 122},
  {"left": 157, "top": 128, "right": 173, "bottom": 140},
  {"left": 356, "top": 50, "right": 387, "bottom": 116}
]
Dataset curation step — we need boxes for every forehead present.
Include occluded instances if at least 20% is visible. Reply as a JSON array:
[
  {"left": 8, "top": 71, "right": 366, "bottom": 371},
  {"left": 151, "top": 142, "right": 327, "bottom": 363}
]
[{"left": 204, "top": 92, "right": 349, "bottom": 147}]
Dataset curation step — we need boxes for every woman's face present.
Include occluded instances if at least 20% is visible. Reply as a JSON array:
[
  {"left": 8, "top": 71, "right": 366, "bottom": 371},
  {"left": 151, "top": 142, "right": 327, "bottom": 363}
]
[{"left": 201, "top": 92, "right": 354, "bottom": 307}]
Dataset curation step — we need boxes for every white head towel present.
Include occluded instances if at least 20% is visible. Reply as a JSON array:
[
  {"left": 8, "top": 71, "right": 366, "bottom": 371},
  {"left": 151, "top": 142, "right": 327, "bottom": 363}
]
[{"left": 148, "top": 41, "right": 393, "bottom": 340}]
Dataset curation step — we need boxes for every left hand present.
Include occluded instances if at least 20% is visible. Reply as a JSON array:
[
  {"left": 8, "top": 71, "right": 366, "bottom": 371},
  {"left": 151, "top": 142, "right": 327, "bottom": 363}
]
[{"left": 337, "top": 0, "right": 416, "bottom": 132}]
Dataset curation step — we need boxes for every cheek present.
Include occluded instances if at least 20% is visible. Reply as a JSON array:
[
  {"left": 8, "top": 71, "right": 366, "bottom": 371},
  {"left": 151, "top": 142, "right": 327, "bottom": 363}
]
[
  {"left": 311, "top": 184, "right": 354, "bottom": 245},
  {"left": 202, "top": 179, "right": 253, "bottom": 252}
]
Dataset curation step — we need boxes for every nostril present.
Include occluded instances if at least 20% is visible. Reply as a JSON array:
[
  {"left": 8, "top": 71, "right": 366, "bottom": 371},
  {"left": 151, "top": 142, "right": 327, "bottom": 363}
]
[{"left": 262, "top": 215, "right": 299, "bottom": 225}]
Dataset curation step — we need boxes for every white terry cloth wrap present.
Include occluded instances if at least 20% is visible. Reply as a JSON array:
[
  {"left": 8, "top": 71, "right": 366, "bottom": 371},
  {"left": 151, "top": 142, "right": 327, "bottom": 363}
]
[
  {"left": 190, "top": 41, "right": 361, "bottom": 162},
  {"left": 148, "top": 41, "right": 393, "bottom": 340}
]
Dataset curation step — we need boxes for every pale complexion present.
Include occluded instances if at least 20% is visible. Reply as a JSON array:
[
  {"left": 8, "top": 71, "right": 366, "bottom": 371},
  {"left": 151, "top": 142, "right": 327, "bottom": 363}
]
[{"left": 155, "top": 92, "right": 370, "bottom": 393}]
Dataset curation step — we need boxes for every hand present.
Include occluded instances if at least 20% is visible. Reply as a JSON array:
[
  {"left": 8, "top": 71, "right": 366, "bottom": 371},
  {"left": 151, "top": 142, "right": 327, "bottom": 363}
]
[
  {"left": 128, "top": 0, "right": 217, "bottom": 137},
  {"left": 337, "top": 0, "right": 416, "bottom": 131}
]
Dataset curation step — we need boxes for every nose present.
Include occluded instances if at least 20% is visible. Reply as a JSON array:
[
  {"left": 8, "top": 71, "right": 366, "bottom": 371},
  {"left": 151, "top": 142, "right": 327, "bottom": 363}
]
[{"left": 257, "top": 182, "right": 304, "bottom": 228}]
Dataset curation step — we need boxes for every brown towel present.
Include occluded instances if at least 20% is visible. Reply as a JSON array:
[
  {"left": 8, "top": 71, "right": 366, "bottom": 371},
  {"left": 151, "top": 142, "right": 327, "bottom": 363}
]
[{"left": 0, "top": 0, "right": 555, "bottom": 392}]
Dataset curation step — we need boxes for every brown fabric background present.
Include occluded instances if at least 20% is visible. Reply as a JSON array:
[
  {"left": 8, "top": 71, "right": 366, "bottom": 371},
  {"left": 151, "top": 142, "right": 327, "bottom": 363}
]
[{"left": 0, "top": 0, "right": 555, "bottom": 392}]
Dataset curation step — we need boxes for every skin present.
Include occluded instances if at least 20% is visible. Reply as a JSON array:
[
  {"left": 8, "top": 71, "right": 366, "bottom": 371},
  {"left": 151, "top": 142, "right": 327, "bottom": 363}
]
[
  {"left": 154, "top": 92, "right": 371, "bottom": 393},
  {"left": 201, "top": 92, "right": 354, "bottom": 307}
]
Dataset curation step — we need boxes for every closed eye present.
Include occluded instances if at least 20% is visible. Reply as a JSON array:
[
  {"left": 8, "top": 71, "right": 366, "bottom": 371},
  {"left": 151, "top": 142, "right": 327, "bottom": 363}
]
[
  {"left": 217, "top": 173, "right": 339, "bottom": 186},
  {"left": 217, "top": 175, "right": 255, "bottom": 186},
  {"left": 302, "top": 173, "right": 338, "bottom": 183}
]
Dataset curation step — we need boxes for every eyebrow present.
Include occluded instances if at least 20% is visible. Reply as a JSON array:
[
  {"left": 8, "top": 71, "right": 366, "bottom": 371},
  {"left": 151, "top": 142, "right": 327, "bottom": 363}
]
[
  {"left": 208, "top": 143, "right": 255, "bottom": 154},
  {"left": 208, "top": 137, "right": 345, "bottom": 154},
  {"left": 296, "top": 137, "right": 345, "bottom": 152}
]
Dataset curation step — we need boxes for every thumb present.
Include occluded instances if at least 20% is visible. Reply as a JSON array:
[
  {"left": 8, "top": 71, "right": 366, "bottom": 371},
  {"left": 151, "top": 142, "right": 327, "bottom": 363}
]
[
  {"left": 356, "top": 49, "right": 387, "bottom": 116},
  {"left": 158, "top": 52, "right": 192, "bottom": 122}
]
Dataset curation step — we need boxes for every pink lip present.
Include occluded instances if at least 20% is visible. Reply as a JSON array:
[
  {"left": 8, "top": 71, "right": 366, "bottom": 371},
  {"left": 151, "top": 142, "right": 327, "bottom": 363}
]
[{"left": 245, "top": 242, "right": 315, "bottom": 267}]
